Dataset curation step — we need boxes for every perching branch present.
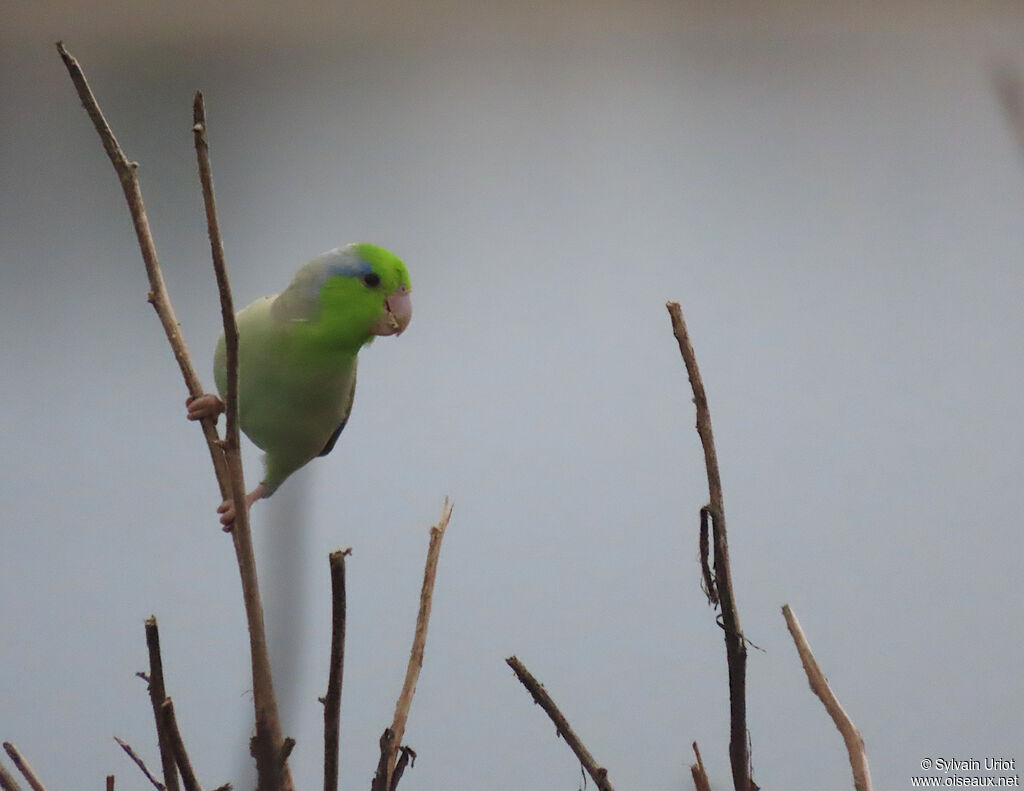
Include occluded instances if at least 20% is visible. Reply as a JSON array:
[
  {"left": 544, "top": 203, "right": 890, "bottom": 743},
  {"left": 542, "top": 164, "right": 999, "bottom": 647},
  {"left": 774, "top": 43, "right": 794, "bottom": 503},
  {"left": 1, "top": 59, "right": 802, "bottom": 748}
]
[
  {"left": 143, "top": 617, "right": 181, "bottom": 791},
  {"left": 114, "top": 738, "right": 165, "bottom": 791},
  {"left": 666, "top": 301, "right": 752, "bottom": 791},
  {"left": 372, "top": 499, "right": 453, "bottom": 791},
  {"left": 57, "top": 43, "right": 290, "bottom": 791},
  {"left": 322, "top": 549, "right": 351, "bottom": 791},
  {"left": 1, "top": 744, "right": 47, "bottom": 791},
  {"left": 55, "top": 41, "right": 230, "bottom": 495},
  {"left": 191, "top": 91, "right": 291, "bottom": 791},
  {"left": 505, "top": 656, "right": 615, "bottom": 791},
  {"left": 782, "top": 605, "right": 872, "bottom": 791}
]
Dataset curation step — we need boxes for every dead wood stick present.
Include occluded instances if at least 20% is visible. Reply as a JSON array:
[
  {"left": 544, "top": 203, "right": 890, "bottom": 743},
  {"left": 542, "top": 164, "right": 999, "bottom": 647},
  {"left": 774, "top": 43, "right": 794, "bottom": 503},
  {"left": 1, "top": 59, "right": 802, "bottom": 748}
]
[
  {"left": 159, "top": 700, "right": 202, "bottom": 791},
  {"left": 376, "top": 499, "right": 453, "bottom": 790},
  {"left": 505, "top": 656, "right": 614, "bottom": 791},
  {"left": 0, "top": 760, "right": 22, "bottom": 791},
  {"left": 690, "top": 741, "right": 711, "bottom": 791},
  {"left": 322, "top": 549, "right": 351, "bottom": 791},
  {"left": 58, "top": 44, "right": 291, "bottom": 791},
  {"left": 143, "top": 617, "right": 181, "bottom": 791},
  {"left": 1, "top": 744, "right": 46, "bottom": 791},
  {"left": 782, "top": 605, "right": 872, "bottom": 791},
  {"left": 192, "top": 91, "right": 292, "bottom": 791},
  {"left": 56, "top": 41, "right": 230, "bottom": 495},
  {"left": 114, "top": 738, "right": 165, "bottom": 791},
  {"left": 106, "top": 775, "right": 115, "bottom": 791},
  {"left": 666, "top": 301, "right": 752, "bottom": 791}
]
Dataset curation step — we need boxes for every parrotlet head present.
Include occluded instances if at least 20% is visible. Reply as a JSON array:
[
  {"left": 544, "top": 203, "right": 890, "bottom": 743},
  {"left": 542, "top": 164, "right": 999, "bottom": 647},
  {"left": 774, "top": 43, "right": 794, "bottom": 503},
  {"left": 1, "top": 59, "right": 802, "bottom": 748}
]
[{"left": 272, "top": 243, "right": 412, "bottom": 344}]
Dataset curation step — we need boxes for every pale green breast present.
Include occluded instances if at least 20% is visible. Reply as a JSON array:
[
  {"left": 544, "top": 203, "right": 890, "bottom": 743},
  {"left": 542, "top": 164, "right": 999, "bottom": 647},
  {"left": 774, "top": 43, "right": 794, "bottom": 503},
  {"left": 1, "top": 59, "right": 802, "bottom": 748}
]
[{"left": 214, "top": 296, "right": 358, "bottom": 460}]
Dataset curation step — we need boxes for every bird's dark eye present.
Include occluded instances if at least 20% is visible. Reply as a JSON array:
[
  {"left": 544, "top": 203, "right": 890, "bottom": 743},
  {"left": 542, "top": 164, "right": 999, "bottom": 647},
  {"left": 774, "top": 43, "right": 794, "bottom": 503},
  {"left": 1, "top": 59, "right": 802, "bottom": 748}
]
[{"left": 362, "top": 272, "right": 381, "bottom": 288}]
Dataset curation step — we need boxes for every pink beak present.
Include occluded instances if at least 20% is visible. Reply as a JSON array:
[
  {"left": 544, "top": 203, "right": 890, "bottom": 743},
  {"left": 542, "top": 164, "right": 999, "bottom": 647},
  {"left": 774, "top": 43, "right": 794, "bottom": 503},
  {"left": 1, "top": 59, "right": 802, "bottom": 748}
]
[{"left": 371, "top": 285, "right": 412, "bottom": 336}]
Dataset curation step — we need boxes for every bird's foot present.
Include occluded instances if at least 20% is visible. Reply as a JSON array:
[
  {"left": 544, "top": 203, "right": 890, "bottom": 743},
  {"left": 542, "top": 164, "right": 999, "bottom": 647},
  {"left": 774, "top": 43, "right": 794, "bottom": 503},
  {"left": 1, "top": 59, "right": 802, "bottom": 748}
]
[
  {"left": 217, "top": 483, "right": 266, "bottom": 528},
  {"left": 186, "top": 393, "right": 225, "bottom": 421}
]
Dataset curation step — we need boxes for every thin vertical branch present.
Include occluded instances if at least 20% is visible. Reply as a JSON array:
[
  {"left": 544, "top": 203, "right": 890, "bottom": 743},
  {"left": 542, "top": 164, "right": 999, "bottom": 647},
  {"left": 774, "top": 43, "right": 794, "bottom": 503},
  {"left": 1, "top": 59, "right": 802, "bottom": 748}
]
[
  {"left": 1, "top": 744, "right": 46, "bottom": 791},
  {"left": 191, "top": 91, "right": 291, "bottom": 791},
  {"left": 782, "top": 605, "right": 872, "bottom": 791},
  {"left": 143, "top": 617, "right": 181, "bottom": 791},
  {"left": 159, "top": 700, "right": 202, "bottom": 791},
  {"left": 666, "top": 301, "right": 751, "bottom": 791},
  {"left": 322, "top": 548, "right": 351, "bottom": 791},
  {"left": 192, "top": 93, "right": 239, "bottom": 453},
  {"left": 374, "top": 499, "right": 453, "bottom": 791},
  {"left": 505, "top": 656, "right": 615, "bottom": 791},
  {"left": 106, "top": 776, "right": 115, "bottom": 791}
]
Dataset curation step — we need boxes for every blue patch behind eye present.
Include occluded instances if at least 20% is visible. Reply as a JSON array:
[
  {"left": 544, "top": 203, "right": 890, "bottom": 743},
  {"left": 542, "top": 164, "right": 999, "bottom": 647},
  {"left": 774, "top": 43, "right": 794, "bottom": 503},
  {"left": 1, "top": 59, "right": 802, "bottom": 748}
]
[{"left": 326, "top": 256, "right": 372, "bottom": 279}]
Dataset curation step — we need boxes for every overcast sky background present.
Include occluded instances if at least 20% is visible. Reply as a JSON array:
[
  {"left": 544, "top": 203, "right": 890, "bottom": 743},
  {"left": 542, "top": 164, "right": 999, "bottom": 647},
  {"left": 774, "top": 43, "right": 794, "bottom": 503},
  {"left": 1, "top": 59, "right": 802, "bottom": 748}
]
[{"left": 2, "top": 3, "right": 1023, "bottom": 790}]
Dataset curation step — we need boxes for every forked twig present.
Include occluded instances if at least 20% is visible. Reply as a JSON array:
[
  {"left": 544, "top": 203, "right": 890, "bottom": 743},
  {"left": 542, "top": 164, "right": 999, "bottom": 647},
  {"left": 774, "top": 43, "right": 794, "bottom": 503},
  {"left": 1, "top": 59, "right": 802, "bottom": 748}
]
[
  {"left": 57, "top": 43, "right": 291, "bottom": 791},
  {"left": 505, "top": 656, "right": 615, "bottom": 791},
  {"left": 1, "top": 744, "right": 47, "bottom": 791},
  {"left": 322, "top": 548, "right": 351, "bottom": 791},
  {"left": 666, "top": 301, "right": 752, "bottom": 791},
  {"left": 782, "top": 605, "right": 872, "bottom": 791},
  {"left": 373, "top": 499, "right": 453, "bottom": 791}
]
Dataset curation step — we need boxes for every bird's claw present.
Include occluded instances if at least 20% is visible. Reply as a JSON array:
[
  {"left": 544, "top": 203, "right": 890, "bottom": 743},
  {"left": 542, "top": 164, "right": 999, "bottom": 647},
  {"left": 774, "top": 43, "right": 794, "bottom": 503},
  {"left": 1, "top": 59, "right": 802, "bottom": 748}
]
[
  {"left": 216, "top": 484, "right": 266, "bottom": 528},
  {"left": 186, "top": 393, "right": 225, "bottom": 421}
]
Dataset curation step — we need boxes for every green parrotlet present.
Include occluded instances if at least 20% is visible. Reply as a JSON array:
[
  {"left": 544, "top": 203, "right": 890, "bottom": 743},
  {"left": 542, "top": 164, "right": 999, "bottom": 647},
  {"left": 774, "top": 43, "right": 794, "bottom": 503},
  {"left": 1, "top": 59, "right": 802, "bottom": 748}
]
[{"left": 187, "top": 243, "right": 412, "bottom": 524}]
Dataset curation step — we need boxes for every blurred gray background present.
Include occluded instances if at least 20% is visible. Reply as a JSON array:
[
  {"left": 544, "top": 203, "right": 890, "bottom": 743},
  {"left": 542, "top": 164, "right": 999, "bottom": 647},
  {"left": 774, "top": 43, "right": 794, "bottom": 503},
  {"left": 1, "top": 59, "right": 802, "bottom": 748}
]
[{"left": 2, "top": 2, "right": 1022, "bottom": 790}]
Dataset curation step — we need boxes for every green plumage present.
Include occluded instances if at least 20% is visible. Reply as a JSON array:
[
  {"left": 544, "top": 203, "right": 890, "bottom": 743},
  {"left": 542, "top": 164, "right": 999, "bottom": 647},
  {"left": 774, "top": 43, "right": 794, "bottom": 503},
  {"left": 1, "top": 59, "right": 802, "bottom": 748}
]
[{"left": 212, "top": 243, "right": 411, "bottom": 497}]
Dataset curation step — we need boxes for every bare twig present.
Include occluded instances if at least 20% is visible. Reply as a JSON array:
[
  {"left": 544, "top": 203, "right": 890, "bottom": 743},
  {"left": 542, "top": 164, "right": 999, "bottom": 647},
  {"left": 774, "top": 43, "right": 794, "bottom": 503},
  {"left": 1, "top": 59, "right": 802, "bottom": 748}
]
[
  {"left": 322, "top": 548, "right": 351, "bottom": 791},
  {"left": 505, "top": 656, "right": 615, "bottom": 791},
  {"left": 159, "top": 700, "right": 201, "bottom": 791},
  {"left": 377, "top": 498, "right": 453, "bottom": 789},
  {"left": 666, "top": 301, "right": 752, "bottom": 791},
  {"left": 782, "top": 605, "right": 872, "bottom": 791},
  {"left": 2, "top": 744, "right": 46, "bottom": 791},
  {"left": 192, "top": 90, "right": 291, "bottom": 791},
  {"left": 690, "top": 741, "right": 711, "bottom": 791},
  {"left": 106, "top": 775, "right": 114, "bottom": 791},
  {"left": 0, "top": 759, "right": 23, "bottom": 791},
  {"left": 56, "top": 41, "right": 230, "bottom": 495},
  {"left": 143, "top": 617, "right": 181, "bottom": 791},
  {"left": 58, "top": 43, "right": 289, "bottom": 791},
  {"left": 114, "top": 738, "right": 166, "bottom": 791}
]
